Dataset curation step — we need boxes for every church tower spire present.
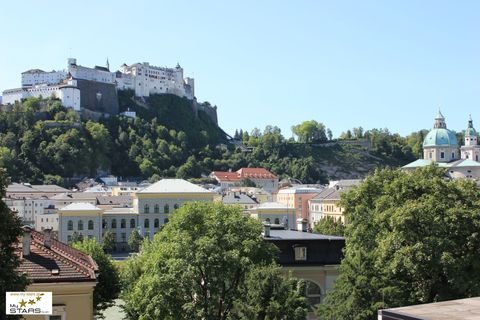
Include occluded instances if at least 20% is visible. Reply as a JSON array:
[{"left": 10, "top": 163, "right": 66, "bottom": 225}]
[{"left": 433, "top": 110, "right": 447, "bottom": 129}]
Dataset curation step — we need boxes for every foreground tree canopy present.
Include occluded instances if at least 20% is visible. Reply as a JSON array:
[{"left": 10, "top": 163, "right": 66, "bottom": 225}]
[
  {"left": 318, "top": 166, "right": 480, "bottom": 320},
  {"left": 121, "top": 202, "right": 307, "bottom": 320}
]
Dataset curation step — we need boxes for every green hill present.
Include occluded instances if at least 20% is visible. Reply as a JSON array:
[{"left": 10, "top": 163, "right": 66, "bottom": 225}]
[{"left": 0, "top": 96, "right": 418, "bottom": 185}]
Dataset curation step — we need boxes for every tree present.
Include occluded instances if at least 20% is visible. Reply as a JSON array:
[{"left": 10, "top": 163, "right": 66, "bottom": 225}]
[
  {"left": 0, "top": 169, "right": 29, "bottom": 319},
  {"left": 71, "top": 231, "right": 84, "bottom": 244},
  {"left": 291, "top": 120, "right": 327, "bottom": 143},
  {"left": 235, "top": 264, "right": 307, "bottom": 320},
  {"left": 102, "top": 231, "right": 115, "bottom": 253},
  {"left": 121, "top": 202, "right": 308, "bottom": 319},
  {"left": 127, "top": 229, "right": 143, "bottom": 252},
  {"left": 73, "top": 238, "right": 121, "bottom": 317},
  {"left": 313, "top": 217, "right": 345, "bottom": 236},
  {"left": 317, "top": 166, "right": 480, "bottom": 320}
]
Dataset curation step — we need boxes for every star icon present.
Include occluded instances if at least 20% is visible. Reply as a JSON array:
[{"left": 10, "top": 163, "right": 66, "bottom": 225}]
[
  {"left": 28, "top": 299, "right": 35, "bottom": 305},
  {"left": 36, "top": 296, "right": 42, "bottom": 301},
  {"left": 19, "top": 299, "right": 27, "bottom": 308}
]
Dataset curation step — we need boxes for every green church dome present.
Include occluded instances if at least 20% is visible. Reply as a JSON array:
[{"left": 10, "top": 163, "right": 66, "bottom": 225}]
[
  {"left": 423, "top": 111, "right": 458, "bottom": 147},
  {"left": 423, "top": 128, "right": 458, "bottom": 147},
  {"left": 465, "top": 115, "right": 477, "bottom": 137}
]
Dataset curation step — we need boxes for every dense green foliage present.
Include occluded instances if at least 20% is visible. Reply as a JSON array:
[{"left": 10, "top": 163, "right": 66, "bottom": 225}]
[
  {"left": 121, "top": 202, "right": 307, "bottom": 320},
  {"left": 0, "top": 169, "right": 28, "bottom": 320},
  {"left": 0, "top": 96, "right": 420, "bottom": 185},
  {"left": 313, "top": 216, "right": 345, "bottom": 236},
  {"left": 127, "top": 229, "right": 143, "bottom": 252},
  {"left": 72, "top": 238, "right": 121, "bottom": 316},
  {"left": 317, "top": 166, "right": 480, "bottom": 320}
]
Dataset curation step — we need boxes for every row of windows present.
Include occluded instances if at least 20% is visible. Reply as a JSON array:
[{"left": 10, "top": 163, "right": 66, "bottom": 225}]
[
  {"left": 67, "top": 217, "right": 172, "bottom": 231},
  {"left": 144, "top": 203, "right": 179, "bottom": 214}
]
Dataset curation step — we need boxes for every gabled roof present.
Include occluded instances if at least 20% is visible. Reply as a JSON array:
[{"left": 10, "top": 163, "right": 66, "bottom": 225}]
[
  {"left": 211, "top": 171, "right": 241, "bottom": 182},
  {"left": 16, "top": 228, "right": 97, "bottom": 283},
  {"left": 7, "top": 183, "right": 69, "bottom": 194},
  {"left": 137, "top": 179, "right": 212, "bottom": 194}
]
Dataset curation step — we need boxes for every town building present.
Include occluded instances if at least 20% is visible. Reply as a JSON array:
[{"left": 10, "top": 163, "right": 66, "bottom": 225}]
[
  {"left": 309, "top": 180, "right": 361, "bottom": 225},
  {"left": 6, "top": 183, "right": 69, "bottom": 198},
  {"left": 17, "top": 227, "right": 98, "bottom": 320},
  {"left": 248, "top": 202, "right": 296, "bottom": 229},
  {"left": 263, "top": 222, "right": 345, "bottom": 318},
  {"left": 221, "top": 193, "right": 258, "bottom": 212},
  {"left": 210, "top": 168, "right": 279, "bottom": 194},
  {"left": 403, "top": 112, "right": 480, "bottom": 178},
  {"left": 4, "top": 195, "right": 54, "bottom": 226},
  {"left": 57, "top": 203, "right": 103, "bottom": 244},
  {"left": 276, "top": 186, "right": 322, "bottom": 225}
]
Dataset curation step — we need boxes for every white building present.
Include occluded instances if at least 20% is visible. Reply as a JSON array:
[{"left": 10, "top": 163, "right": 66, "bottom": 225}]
[
  {"left": 116, "top": 62, "right": 195, "bottom": 99},
  {"left": 67, "top": 58, "right": 115, "bottom": 84},
  {"left": 4, "top": 195, "right": 55, "bottom": 226},
  {"left": 21, "top": 69, "right": 67, "bottom": 87},
  {"left": 57, "top": 203, "right": 103, "bottom": 244},
  {"left": 2, "top": 80, "right": 81, "bottom": 110}
]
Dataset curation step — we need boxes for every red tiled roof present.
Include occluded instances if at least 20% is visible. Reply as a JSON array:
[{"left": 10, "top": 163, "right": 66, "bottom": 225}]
[
  {"left": 211, "top": 171, "right": 242, "bottom": 182},
  {"left": 16, "top": 228, "right": 98, "bottom": 283}
]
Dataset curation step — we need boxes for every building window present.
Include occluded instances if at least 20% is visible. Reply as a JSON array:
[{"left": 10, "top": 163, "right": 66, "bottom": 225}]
[
  {"left": 102, "top": 219, "right": 107, "bottom": 229},
  {"left": 88, "top": 220, "right": 94, "bottom": 230},
  {"left": 265, "top": 218, "right": 271, "bottom": 223},
  {"left": 144, "top": 219, "right": 149, "bottom": 228},
  {"left": 112, "top": 219, "right": 117, "bottom": 229},
  {"left": 67, "top": 235, "right": 72, "bottom": 243},
  {"left": 274, "top": 218, "right": 280, "bottom": 224},
  {"left": 78, "top": 220, "right": 83, "bottom": 231},
  {"left": 294, "top": 246, "right": 307, "bottom": 261},
  {"left": 121, "top": 233, "right": 126, "bottom": 242},
  {"left": 164, "top": 204, "right": 169, "bottom": 214},
  {"left": 144, "top": 204, "right": 150, "bottom": 214},
  {"left": 121, "top": 219, "right": 126, "bottom": 228},
  {"left": 154, "top": 218, "right": 159, "bottom": 228},
  {"left": 440, "top": 152, "right": 444, "bottom": 159},
  {"left": 154, "top": 204, "right": 159, "bottom": 213},
  {"left": 164, "top": 218, "right": 169, "bottom": 224},
  {"left": 174, "top": 203, "right": 179, "bottom": 210},
  {"left": 130, "top": 219, "right": 135, "bottom": 228},
  {"left": 452, "top": 152, "right": 455, "bottom": 159},
  {"left": 303, "top": 280, "right": 322, "bottom": 311}
]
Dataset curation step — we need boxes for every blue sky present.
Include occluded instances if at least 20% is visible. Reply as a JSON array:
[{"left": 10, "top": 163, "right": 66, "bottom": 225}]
[{"left": 1, "top": 0, "right": 479, "bottom": 138}]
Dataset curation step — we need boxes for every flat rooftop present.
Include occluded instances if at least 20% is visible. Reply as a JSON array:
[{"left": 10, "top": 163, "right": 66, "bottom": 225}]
[{"left": 379, "top": 297, "right": 480, "bottom": 320}]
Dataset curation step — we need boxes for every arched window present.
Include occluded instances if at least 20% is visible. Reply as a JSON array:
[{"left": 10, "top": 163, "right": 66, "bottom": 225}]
[
  {"left": 154, "top": 204, "right": 159, "bottom": 213},
  {"left": 130, "top": 219, "right": 135, "bottom": 228},
  {"left": 274, "top": 218, "right": 280, "bottom": 224},
  {"left": 111, "top": 219, "right": 117, "bottom": 229},
  {"left": 174, "top": 203, "right": 179, "bottom": 210},
  {"left": 164, "top": 204, "right": 169, "bottom": 214},
  {"left": 68, "top": 220, "right": 73, "bottom": 231},
  {"left": 154, "top": 218, "right": 159, "bottom": 228},
  {"left": 265, "top": 218, "right": 271, "bottom": 223},
  {"left": 121, "top": 219, "right": 126, "bottom": 228},
  {"left": 102, "top": 219, "right": 107, "bottom": 229},
  {"left": 88, "top": 220, "right": 94, "bottom": 230},
  {"left": 144, "top": 218, "right": 150, "bottom": 228},
  {"left": 78, "top": 220, "right": 83, "bottom": 230},
  {"left": 303, "top": 280, "right": 322, "bottom": 311},
  {"left": 164, "top": 218, "right": 169, "bottom": 224},
  {"left": 144, "top": 204, "right": 150, "bottom": 214}
]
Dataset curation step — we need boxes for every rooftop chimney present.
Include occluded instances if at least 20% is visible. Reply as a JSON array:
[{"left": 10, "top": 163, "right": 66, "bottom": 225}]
[
  {"left": 263, "top": 223, "right": 271, "bottom": 238},
  {"left": 22, "top": 226, "right": 32, "bottom": 257},
  {"left": 44, "top": 228, "right": 52, "bottom": 249},
  {"left": 296, "top": 218, "right": 308, "bottom": 232}
]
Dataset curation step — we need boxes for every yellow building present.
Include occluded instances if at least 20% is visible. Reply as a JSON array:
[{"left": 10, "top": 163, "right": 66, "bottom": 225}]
[
  {"left": 17, "top": 227, "right": 97, "bottom": 320},
  {"left": 276, "top": 187, "right": 322, "bottom": 226},
  {"left": 58, "top": 203, "right": 103, "bottom": 244},
  {"left": 248, "top": 202, "right": 296, "bottom": 229}
]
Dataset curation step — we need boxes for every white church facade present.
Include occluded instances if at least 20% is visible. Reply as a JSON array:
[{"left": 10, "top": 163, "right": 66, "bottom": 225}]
[{"left": 403, "top": 111, "right": 480, "bottom": 179}]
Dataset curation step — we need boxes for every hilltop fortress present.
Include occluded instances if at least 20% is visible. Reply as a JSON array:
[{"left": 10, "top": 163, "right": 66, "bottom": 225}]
[{"left": 1, "top": 58, "right": 215, "bottom": 122}]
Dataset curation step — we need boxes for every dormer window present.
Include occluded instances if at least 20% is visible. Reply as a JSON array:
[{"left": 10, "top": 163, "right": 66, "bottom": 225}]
[{"left": 294, "top": 246, "right": 307, "bottom": 261}]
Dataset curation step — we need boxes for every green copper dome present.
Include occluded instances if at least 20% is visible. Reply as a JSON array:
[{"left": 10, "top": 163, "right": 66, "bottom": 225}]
[
  {"left": 465, "top": 115, "right": 477, "bottom": 137},
  {"left": 423, "top": 128, "right": 458, "bottom": 147},
  {"left": 423, "top": 111, "right": 458, "bottom": 147}
]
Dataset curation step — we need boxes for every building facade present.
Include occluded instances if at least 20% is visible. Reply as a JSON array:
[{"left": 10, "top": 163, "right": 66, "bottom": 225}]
[{"left": 276, "top": 187, "right": 322, "bottom": 225}]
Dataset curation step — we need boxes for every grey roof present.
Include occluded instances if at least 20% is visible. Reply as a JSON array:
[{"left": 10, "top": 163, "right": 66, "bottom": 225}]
[
  {"left": 222, "top": 194, "right": 257, "bottom": 205},
  {"left": 311, "top": 188, "right": 337, "bottom": 201},
  {"left": 329, "top": 179, "right": 362, "bottom": 188},
  {"left": 266, "top": 229, "right": 345, "bottom": 241},
  {"left": 379, "top": 297, "right": 480, "bottom": 320},
  {"left": 96, "top": 195, "right": 133, "bottom": 206},
  {"left": 7, "top": 183, "right": 69, "bottom": 193},
  {"left": 137, "top": 179, "right": 212, "bottom": 194},
  {"left": 50, "top": 192, "right": 98, "bottom": 200}
]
